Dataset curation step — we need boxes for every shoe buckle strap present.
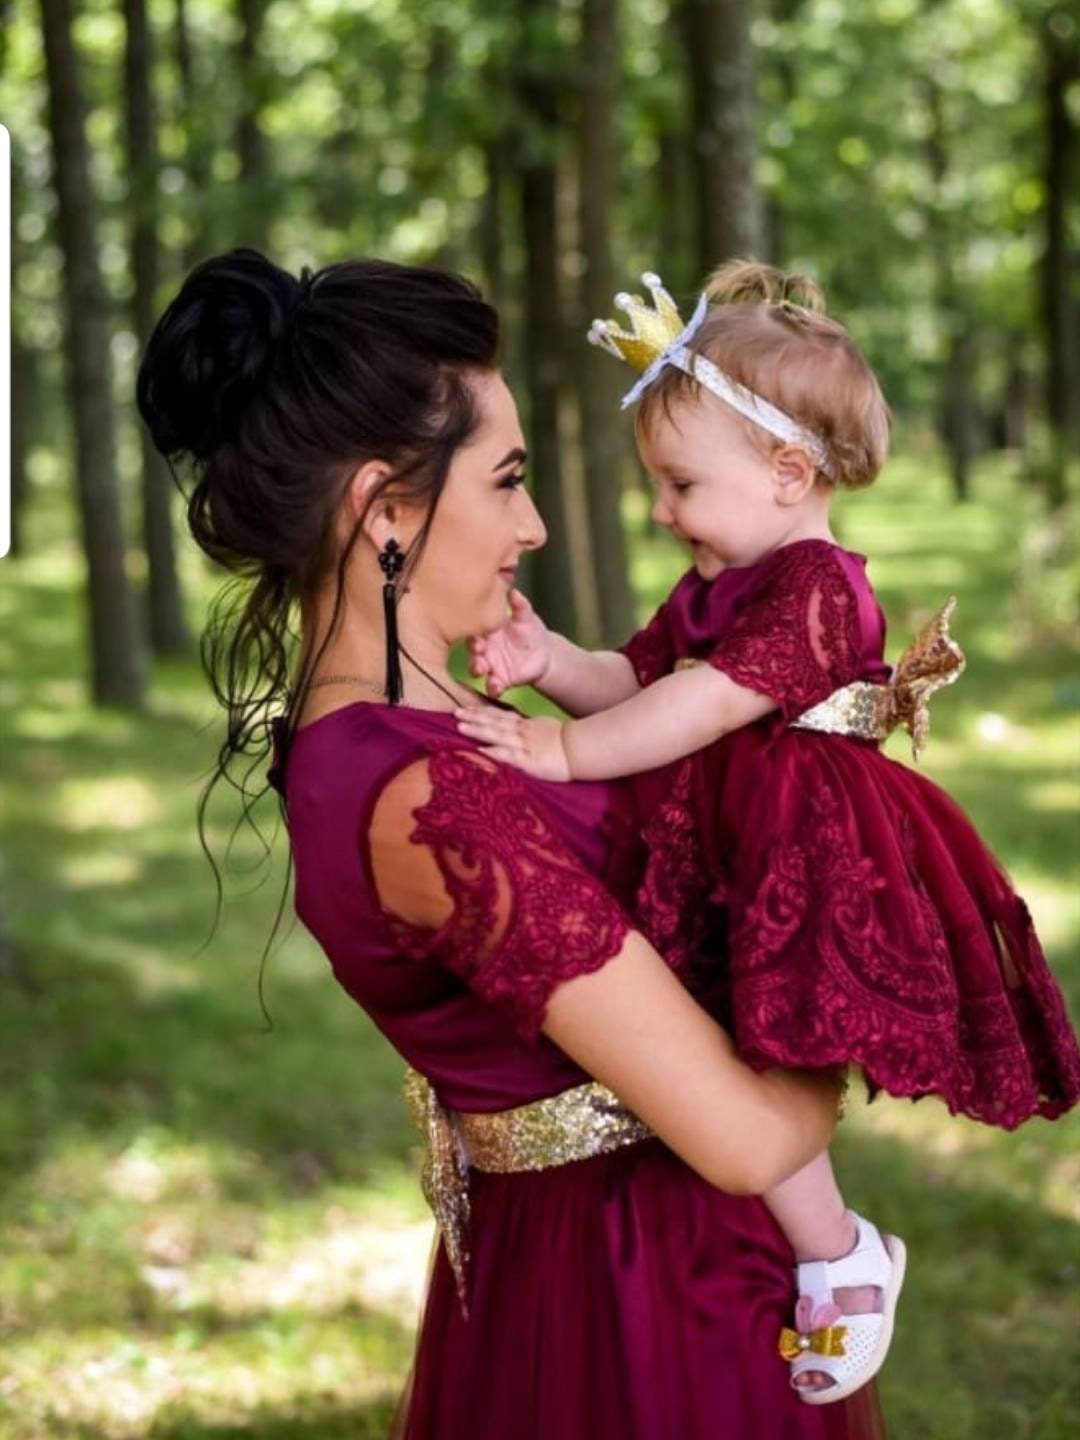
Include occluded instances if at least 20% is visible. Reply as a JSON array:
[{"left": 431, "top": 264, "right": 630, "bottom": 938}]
[
  {"left": 796, "top": 1258, "right": 833, "bottom": 1310},
  {"left": 795, "top": 1213, "right": 891, "bottom": 1302}
]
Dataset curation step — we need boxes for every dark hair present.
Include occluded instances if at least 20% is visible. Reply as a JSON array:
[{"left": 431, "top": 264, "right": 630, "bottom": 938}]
[{"left": 136, "top": 247, "right": 499, "bottom": 1015}]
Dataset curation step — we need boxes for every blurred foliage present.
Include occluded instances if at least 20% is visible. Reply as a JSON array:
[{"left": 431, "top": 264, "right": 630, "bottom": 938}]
[{"left": 2, "top": 0, "right": 1077, "bottom": 474}]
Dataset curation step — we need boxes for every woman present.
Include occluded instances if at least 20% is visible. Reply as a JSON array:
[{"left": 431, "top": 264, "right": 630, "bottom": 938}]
[{"left": 136, "top": 248, "right": 886, "bottom": 1438}]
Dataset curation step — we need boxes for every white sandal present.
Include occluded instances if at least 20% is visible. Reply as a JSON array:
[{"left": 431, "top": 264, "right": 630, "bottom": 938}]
[{"left": 778, "top": 1210, "right": 907, "bottom": 1405}]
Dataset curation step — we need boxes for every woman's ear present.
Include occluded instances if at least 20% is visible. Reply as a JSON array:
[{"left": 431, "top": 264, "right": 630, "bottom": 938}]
[
  {"left": 771, "top": 445, "right": 818, "bottom": 506},
  {"left": 341, "top": 459, "right": 401, "bottom": 552}
]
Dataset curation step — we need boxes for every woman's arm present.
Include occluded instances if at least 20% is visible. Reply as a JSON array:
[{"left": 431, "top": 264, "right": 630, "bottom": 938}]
[
  {"left": 541, "top": 929, "right": 839, "bottom": 1194},
  {"left": 370, "top": 753, "right": 839, "bottom": 1196}
]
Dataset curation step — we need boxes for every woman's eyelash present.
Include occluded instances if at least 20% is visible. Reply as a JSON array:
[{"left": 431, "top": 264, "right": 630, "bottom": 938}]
[{"left": 499, "top": 470, "right": 527, "bottom": 489}]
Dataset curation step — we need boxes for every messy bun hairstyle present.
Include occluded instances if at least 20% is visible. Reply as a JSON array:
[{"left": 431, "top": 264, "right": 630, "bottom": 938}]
[
  {"left": 637, "top": 258, "right": 890, "bottom": 488},
  {"left": 136, "top": 248, "right": 499, "bottom": 982}
]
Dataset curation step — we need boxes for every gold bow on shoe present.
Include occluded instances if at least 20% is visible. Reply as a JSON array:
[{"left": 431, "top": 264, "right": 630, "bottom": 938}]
[
  {"left": 790, "top": 596, "right": 966, "bottom": 760},
  {"left": 777, "top": 1324, "right": 849, "bottom": 1363}
]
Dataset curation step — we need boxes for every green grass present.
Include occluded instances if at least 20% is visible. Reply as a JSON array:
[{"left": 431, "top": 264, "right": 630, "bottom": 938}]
[{"left": 1, "top": 448, "right": 1078, "bottom": 1438}]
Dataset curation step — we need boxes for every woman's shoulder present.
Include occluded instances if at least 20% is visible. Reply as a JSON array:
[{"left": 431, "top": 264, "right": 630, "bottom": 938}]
[
  {"left": 276, "top": 700, "right": 634, "bottom": 899},
  {"left": 269, "top": 701, "right": 461, "bottom": 804},
  {"left": 275, "top": 699, "right": 563, "bottom": 818}
]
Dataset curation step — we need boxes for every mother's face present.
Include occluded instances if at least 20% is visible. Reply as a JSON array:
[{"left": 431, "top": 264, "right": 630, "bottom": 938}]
[{"left": 401, "top": 370, "right": 547, "bottom": 642}]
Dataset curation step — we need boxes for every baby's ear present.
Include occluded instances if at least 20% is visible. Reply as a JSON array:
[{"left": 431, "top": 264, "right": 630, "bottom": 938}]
[{"left": 771, "top": 445, "right": 818, "bottom": 505}]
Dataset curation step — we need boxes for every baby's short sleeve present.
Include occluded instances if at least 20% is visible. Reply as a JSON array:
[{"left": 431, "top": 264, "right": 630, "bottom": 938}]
[
  {"left": 707, "top": 545, "right": 864, "bottom": 720},
  {"left": 366, "top": 747, "right": 633, "bottom": 1041},
  {"left": 618, "top": 598, "right": 675, "bottom": 687}
]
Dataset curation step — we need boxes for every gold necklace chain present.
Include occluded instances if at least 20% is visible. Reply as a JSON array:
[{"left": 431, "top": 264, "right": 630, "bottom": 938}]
[
  {"left": 303, "top": 667, "right": 492, "bottom": 711},
  {"left": 306, "top": 673, "right": 386, "bottom": 695}
]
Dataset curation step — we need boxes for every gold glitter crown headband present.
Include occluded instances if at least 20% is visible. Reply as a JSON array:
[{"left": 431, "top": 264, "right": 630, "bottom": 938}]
[{"left": 587, "top": 272, "right": 834, "bottom": 477}]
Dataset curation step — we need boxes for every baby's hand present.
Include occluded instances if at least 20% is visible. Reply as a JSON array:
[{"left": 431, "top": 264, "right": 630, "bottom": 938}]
[
  {"left": 467, "top": 589, "right": 553, "bottom": 699},
  {"left": 454, "top": 707, "right": 571, "bottom": 783}
]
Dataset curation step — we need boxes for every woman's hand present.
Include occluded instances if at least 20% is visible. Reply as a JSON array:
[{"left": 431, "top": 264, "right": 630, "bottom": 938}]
[
  {"left": 467, "top": 589, "right": 553, "bottom": 698},
  {"left": 454, "top": 708, "right": 571, "bottom": 783}
]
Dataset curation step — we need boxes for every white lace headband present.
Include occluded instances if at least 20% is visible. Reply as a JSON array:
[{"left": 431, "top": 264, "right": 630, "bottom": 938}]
[{"left": 588, "top": 276, "right": 835, "bottom": 478}]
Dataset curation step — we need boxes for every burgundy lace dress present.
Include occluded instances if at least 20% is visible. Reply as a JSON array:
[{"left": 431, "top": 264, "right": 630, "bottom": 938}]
[
  {"left": 620, "top": 538, "right": 1080, "bottom": 1129},
  {"left": 268, "top": 701, "right": 885, "bottom": 1440}
]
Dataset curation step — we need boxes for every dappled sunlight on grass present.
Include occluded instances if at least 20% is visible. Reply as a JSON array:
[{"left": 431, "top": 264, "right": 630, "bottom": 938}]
[
  {"left": 843, "top": 1092, "right": 1080, "bottom": 1222},
  {"left": 59, "top": 775, "right": 162, "bottom": 832},
  {"left": 1025, "top": 778, "right": 1080, "bottom": 816},
  {"left": 177, "top": 1210, "right": 433, "bottom": 1325},
  {"left": 59, "top": 850, "right": 144, "bottom": 890},
  {"left": 1, "top": 1118, "right": 426, "bottom": 1438},
  {"left": 1, "top": 1313, "right": 407, "bottom": 1440}
]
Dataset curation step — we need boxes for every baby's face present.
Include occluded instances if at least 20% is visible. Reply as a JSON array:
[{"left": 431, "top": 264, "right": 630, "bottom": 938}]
[{"left": 637, "top": 393, "right": 792, "bottom": 578}]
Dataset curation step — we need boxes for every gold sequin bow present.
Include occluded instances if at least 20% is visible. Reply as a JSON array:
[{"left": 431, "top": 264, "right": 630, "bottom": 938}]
[
  {"left": 402, "top": 1066, "right": 473, "bottom": 1315},
  {"left": 402, "top": 1066, "right": 653, "bottom": 1317},
  {"left": 790, "top": 596, "right": 966, "bottom": 760},
  {"left": 777, "top": 1323, "right": 849, "bottom": 1362}
]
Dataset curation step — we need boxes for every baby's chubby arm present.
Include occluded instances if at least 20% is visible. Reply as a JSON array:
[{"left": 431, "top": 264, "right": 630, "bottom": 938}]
[
  {"left": 468, "top": 589, "right": 640, "bottom": 717},
  {"left": 455, "top": 663, "right": 777, "bottom": 783},
  {"left": 563, "top": 665, "right": 776, "bottom": 778},
  {"left": 539, "top": 632, "right": 642, "bottom": 717}
]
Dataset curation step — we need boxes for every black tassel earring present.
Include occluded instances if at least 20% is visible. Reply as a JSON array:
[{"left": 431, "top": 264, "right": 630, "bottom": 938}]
[{"left": 378, "top": 538, "right": 405, "bottom": 705}]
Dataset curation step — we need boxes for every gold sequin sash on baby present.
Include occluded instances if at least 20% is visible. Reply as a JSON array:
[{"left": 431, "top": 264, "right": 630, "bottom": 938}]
[
  {"left": 791, "top": 596, "right": 965, "bottom": 757},
  {"left": 678, "top": 595, "right": 966, "bottom": 759},
  {"left": 403, "top": 1066, "right": 652, "bottom": 1316}
]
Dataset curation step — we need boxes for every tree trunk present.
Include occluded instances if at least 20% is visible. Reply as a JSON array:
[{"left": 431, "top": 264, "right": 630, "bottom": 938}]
[
  {"left": 924, "top": 72, "right": 977, "bottom": 502},
  {"left": 9, "top": 148, "right": 34, "bottom": 560},
  {"left": 578, "top": 0, "right": 635, "bottom": 645},
  {"left": 9, "top": 316, "right": 35, "bottom": 561},
  {"left": 1040, "top": 12, "right": 1079, "bottom": 509},
  {"left": 39, "top": 0, "right": 146, "bottom": 706},
  {"left": 124, "top": 0, "right": 191, "bottom": 655},
  {"left": 763, "top": 0, "right": 808, "bottom": 265},
  {"left": 0, "top": 866, "right": 24, "bottom": 986},
  {"left": 678, "top": 0, "right": 762, "bottom": 272},
  {"left": 656, "top": 128, "right": 694, "bottom": 300},
  {"left": 236, "top": 0, "right": 269, "bottom": 252},
  {"left": 1002, "top": 351, "right": 1030, "bottom": 456},
  {"left": 941, "top": 325, "right": 979, "bottom": 502},
  {"left": 174, "top": 0, "right": 212, "bottom": 268},
  {"left": 517, "top": 0, "right": 579, "bottom": 640},
  {"left": 479, "top": 132, "right": 508, "bottom": 314}
]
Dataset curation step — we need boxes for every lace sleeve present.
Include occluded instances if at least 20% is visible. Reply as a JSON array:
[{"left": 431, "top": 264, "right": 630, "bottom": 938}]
[
  {"left": 366, "top": 747, "right": 634, "bottom": 1041},
  {"left": 617, "top": 598, "right": 675, "bottom": 687},
  {"left": 707, "top": 545, "right": 864, "bottom": 719}
]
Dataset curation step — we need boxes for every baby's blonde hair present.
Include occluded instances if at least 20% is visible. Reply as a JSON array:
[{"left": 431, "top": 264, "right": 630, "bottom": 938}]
[{"left": 636, "top": 259, "right": 890, "bottom": 489}]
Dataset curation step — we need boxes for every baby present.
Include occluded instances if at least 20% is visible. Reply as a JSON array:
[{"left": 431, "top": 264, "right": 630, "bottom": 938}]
[{"left": 454, "top": 262, "right": 1080, "bottom": 1403}]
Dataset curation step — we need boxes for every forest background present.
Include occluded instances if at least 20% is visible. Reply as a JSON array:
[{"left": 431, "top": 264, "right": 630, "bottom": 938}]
[{"left": 1, "top": 1, "right": 1078, "bottom": 1437}]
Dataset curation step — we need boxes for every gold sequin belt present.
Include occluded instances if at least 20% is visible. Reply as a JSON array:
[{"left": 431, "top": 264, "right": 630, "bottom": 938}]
[
  {"left": 791, "top": 596, "right": 964, "bottom": 758},
  {"left": 403, "top": 1066, "right": 652, "bottom": 1316},
  {"left": 677, "top": 594, "right": 966, "bottom": 760}
]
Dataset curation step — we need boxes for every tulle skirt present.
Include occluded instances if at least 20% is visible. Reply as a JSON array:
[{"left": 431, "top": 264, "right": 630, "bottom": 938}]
[
  {"left": 691, "top": 727, "right": 1080, "bottom": 1127},
  {"left": 398, "top": 1139, "right": 886, "bottom": 1439}
]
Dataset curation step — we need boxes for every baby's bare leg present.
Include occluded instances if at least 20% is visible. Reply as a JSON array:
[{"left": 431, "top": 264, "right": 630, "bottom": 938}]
[
  {"left": 766, "top": 1149, "right": 854, "bottom": 1262},
  {"left": 767, "top": 1151, "right": 884, "bottom": 1393}
]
